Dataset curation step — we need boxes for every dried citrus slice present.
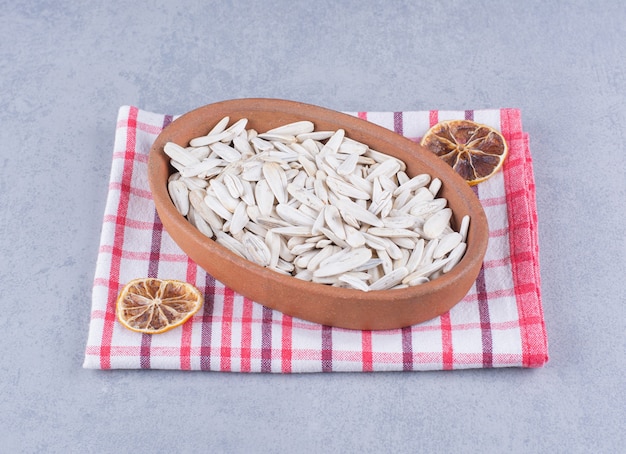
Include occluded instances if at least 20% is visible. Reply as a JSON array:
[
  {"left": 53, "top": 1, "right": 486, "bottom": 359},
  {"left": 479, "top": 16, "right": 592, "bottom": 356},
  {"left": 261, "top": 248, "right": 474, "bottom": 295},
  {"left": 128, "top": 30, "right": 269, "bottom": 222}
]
[
  {"left": 420, "top": 120, "right": 508, "bottom": 186},
  {"left": 116, "top": 278, "right": 203, "bottom": 334}
]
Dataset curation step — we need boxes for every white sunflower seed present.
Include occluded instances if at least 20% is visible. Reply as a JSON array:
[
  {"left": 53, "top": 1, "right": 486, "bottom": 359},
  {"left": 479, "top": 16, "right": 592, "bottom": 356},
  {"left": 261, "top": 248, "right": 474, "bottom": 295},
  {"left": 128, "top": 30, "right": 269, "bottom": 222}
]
[
  {"left": 406, "top": 238, "right": 425, "bottom": 273},
  {"left": 423, "top": 207, "right": 453, "bottom": 239},
  {"left": 410, "top": 198, "right": 448, "bottom": 218},
  {"left": 188, "top": 189, "right": 224, "bottom": 230},
  {"left": 214, "top": 230, "right": 246, "bottom": 258},
  {"left": 334, "top": 197, "right": 384, "bottom": 227},
  {"left": 324, "top": 205, "right": 346, "bottom": 240},
  {"left": 254, "top": 178, "right": 275, "bottom": 216},
  {"left": 296, "top": 131, "right": 335, "bottom": 142},
  {"left": 276, "top": 203, "right": 316, "bottom": 226},
  {"left": 168, "top": 180, "right": 189, "bottom": 216},
  {"left": 433, "top": 232, "right": 463, "bottom": 259},
  {"left": 210, "top": 142, "right": 241, "bottom": 163},
  {"left": 320, "top": 129, "right": 345, "bottom": 154},
  {"left": 262, "top": 162, "right": 288, "bottom": 204},
  {"left": 319, "top": 227, "right": 350, "bottom": 249},
  {"left": 313, "top": 173, "right": 330, "bottom": 204},
  {"left": 405, "top": 257, "right": 450, "bottom": 280},
  {"left": 179, "top": 157, "right": 225, "bottom": 178},
  {"left": 443, "top": 242, "right": 467, "bottom": 273},
  {"left": 313, "top": 247, "right": 372, "bottom": 278},
  {"left": 210, "top": 179, "right": 239, "bottom": 212},
  {"left": 271, "top": 225, "right": 313, "bottom": 237},
  {"left": 264, "top": 230, "right": 281, "bottom": 268},
  {"left": 266, "top": 120, "right": 315, "bottom": 136},
  {"left": 189, "top": 130, "right": 233, "bottom": 147},
  {"left": 366, "top": 227, "right": 420, "bottom": 238},
  {"left": 208, "top": 116, "right": 230, "bottom": 135},
  {"left": 242, "top": 231, "right": 272, "bottom": 267},
  {"left": 365, "top": 158, "right": 402, "bottom": 181},
  {"left": 337, "top": 273, "right": 371, "bottom": 291},
  {"left": 369, "top": 267, "right": 409, "bottom": 291},
  {"left": 420, "top": 237, "right": 439, "bottom": 266},
  {"left": 352, "top": 258, "right": 383, "bottom": 272},
  {"left": 404, "top": 275, "right": 429, "bottom": 286},
  {"left": 306, "top": 245, "right": 340, "bottom": 272},
  {"left": 336, "top": 153, "right": 360, "bottom": 176},
  {"left": 223, "top": 172, "right": 244, "bottom": 199},
  {"left": 229, "top": 201, "right": 249, "bottom": 235},
  {"left": 459, "top": 215, "right": 470, "bottom": 242},
  {"left": 294, "top": 249, "right": 320, "bottom": 269},
  {"left": 256, "top": 132, "right": 297, "bottom": 143},
  {"left": 256, "top": 216, "right": 292, "bottom": 229},
  {"left": 204, "top": 193, "right": 233, "bottom": 221},
  {"left": 338, "top": 137, "right": 368, "bottom": 155},
  {"left": 326, "top": 176, "right": 371, "bottom": 200},
  {"left": 429, "top": 177, "right": 442, "bottom": 197},
  {"left": 286, "top": 184, "right": 325, "bottom": 211},
  {"left": 390, "top": 236, "right": 417, "bottom": 250},
  {"left": 164, "top": 142, "right": 201, "bottom": 167},
  {"left": 245, "top": 220, "right": 268, "bottom": 238},
  {"left": 382, "top": 215, "right": 417, "bottom": 229},
  {"left": 376, "top": 248, "right": 394, "bottom": 275},
  {"left": 187, "top": 206, "right": 213, "bottom": 238},
  {"left": 233, "top": 133, "right": 255, "bottom": 156},
  {"left": 344, "top": 225, "right": 366, "bottom": 248}
]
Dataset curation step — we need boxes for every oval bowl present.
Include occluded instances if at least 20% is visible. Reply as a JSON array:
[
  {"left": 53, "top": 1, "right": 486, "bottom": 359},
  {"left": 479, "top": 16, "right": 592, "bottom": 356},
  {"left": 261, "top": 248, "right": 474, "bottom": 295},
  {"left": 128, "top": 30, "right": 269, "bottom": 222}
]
[{"left": 148, "top": 98, "right": 489, "bottom": 330}]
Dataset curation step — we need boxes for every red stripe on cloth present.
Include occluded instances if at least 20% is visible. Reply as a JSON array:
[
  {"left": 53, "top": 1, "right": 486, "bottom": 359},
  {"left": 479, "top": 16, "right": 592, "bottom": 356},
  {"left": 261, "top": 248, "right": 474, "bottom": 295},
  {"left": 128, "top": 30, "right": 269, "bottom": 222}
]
[
  {"left": 261, "top": 306, "right": 273, "bottom": 372},
  {"left": 488, "top": 227, "right": 510, "bottom": 238},
  {"left": 429, "top": 110, "right": 438, "bottom": 127},
  {"left": 180, "top": 257, "right": 197, "bottom": 370},
  {"left": 440, "top": 313, "right": 454, "bottom": 370},
  {"left": 240, "top": 298, "right": 254, "bottom": 373},
  {"left": 200, "top": 273, "right": 216, "bottom": 371},
  {"left": 115, "top": 118, "right": 168, "bottom": 135},
  {"left": 361, "top": 331, "right": 373, "bottom": 372},
  {"left": 96, "top": 246, "right": 189, "bottom": 263},
  {"left": 220, "top": 287, "right": 235, "bottom": 371},
  {"left": 140, "top": 334, "right": 151, "bottom": 369},
  {"left": 357, "top": 112, "right": 368, "bottom": 120},
  {"left": 483, "top": 256, "right": 512, "bottom": 269},
  {"left": 402, "top": 327, "right": 413, "bottom": 371},
  {"left": 113, "top": 151, "right": 148, "bottom": 164},
  {"left": 101, "top": 215, "right": 163, "bottom": 231},
  {"left": 321, "top": 326, "right": 333, "bottom": 372},
  {"left": 107, "top": 182, "right": 152, "bottom": 199},
  {"left": 465, "top": 110, "right": 474, "bottom": 121},
  {"left": 479, "top": 195, "right": 507, "bottom": 207},
  {"left": 281, "top": 315, "right": 293, "bottom": 373},
  {"left": 500, "top": 108, "right": 548, "bottom": 367},
  {"left": 100, "top": 106, "right": 139, "bottom": 369}
]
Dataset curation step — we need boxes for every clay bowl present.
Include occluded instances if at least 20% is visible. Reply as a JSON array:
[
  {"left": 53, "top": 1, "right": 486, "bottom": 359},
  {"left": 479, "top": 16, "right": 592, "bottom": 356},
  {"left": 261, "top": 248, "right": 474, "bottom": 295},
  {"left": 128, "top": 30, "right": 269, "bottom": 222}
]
[{"left": 148, "top": 98, "right": 488, "bottom": 330}]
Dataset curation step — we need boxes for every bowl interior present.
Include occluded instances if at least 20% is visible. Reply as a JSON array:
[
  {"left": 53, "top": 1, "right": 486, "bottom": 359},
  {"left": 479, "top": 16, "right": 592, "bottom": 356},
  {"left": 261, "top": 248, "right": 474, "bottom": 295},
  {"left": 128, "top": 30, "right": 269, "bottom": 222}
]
[{"left": 148, "top": 98, "right": 489, "bottom": 330}]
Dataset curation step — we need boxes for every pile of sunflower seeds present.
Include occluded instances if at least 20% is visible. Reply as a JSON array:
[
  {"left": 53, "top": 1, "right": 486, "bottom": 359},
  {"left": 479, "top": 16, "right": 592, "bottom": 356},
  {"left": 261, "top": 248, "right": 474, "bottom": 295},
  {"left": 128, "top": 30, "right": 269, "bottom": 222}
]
[{"left": 165, "top": 117, "right": 469, "bottom": 291}]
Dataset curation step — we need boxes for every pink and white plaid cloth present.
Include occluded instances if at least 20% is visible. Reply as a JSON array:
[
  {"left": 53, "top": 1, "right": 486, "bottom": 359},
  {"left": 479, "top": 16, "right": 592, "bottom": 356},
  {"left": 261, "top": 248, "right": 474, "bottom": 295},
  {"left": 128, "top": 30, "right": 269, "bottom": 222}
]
[{"left": 83, "top": 105, "right": 548, "bottom": 372}]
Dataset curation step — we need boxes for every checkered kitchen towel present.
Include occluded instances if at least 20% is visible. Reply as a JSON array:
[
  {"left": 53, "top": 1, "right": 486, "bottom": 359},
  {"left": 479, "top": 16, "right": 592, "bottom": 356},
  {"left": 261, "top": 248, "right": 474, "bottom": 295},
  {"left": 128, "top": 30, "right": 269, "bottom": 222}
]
[{"left": 83, "top": 105, "right": 548, "bottom": 372}]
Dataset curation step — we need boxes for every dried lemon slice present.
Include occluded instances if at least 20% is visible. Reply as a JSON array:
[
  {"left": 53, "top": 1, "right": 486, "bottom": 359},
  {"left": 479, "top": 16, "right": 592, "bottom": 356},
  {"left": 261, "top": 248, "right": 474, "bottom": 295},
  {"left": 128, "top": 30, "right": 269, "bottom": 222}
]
[
  {"left": 116, "top": 278, "right": 204, "bottom": 334},
  {"left": 420, "top": 120, "right": 508, "bottom": 186}
]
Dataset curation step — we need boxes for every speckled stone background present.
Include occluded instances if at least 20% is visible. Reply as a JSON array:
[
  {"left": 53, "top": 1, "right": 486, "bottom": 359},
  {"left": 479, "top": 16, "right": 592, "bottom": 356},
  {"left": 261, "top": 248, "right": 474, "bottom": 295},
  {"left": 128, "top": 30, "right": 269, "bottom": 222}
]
[{"left": 1, "top": 1, "right": 624, "bottom": 452}]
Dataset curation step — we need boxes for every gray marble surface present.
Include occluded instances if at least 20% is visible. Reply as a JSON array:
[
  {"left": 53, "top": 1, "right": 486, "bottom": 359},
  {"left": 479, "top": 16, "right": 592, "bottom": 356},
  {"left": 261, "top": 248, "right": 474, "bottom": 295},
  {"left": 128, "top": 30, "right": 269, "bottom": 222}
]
[{"left": 1, "top": 1, "right": 624, "bottom": 452}]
